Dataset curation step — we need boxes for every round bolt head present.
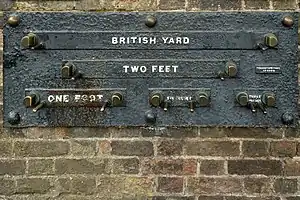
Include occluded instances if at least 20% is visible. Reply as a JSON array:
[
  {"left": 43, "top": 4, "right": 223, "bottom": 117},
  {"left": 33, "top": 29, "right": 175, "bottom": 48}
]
[
  {"left": 111, "top": 93, "right": 123, "bottom": 107},
  {"left": 262, "top": 93, "right": 276, "bottom": 107},
  {"left": 265, "top": 33, "right": 278, "bottom": 48},
  {"left": 7, "top": 15, "right": 20, "bottom": 27},
  {"left": 8, "top": 111, "right": 20, "bottom": 125},
  {"left": 21, "top": 33, "right": 38, "bottom": 48},
  {"left": 145, "top": 16, "right": 156, "bottom": 27},
  {"left": 21, "top": 36, "right": 30, "bottom": 48},
  {"left": 226, "top": 62, "right": 237, "bottom": 77},
  {"left": 236, "top": 92, "right": 248, "bottom": 106},
  {"left": 24, "top": 96, "right": 34, "bottom": 107},
  {"left": 150, "top": 94, "right": 162, "bottom": 107},
  {"left": 282, "top": 16, "right": 294, "bottom": 27},
  {"left": 198, "top": 95, "right": 209, "bottom": 107},
  {"left": 281, "top": 112, "right": 294, "bottom": 125},
  {"left": 266, "top": 95, "right": 276, "bottom": 107},
  {"left": 145, "top": 110, "right": 156, "bottom": 123}
]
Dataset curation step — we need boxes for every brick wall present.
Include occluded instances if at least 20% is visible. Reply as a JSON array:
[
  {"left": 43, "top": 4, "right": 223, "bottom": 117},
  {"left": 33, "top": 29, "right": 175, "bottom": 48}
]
[{"left": 1, "top": 0, "right": 300, "bottom": 199}]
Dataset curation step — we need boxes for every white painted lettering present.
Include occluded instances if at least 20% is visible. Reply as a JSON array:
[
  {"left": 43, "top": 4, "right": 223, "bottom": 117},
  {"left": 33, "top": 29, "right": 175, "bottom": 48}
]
[
  {"left": 149, "top": 37, "right": 156, "bottom": 44},
  {"left": 97, "top": 95, "right": 103, "bottom": 100},
  {"left": 90, "top": 95, "right": 96, "bottom": 102},
  {"left": 63, "top": 95, "right": 69, "bottom": 103},
  {"left": 131, "top": 66, "right": 139, "bottom": 72},
  {"left": 176, "top": 37, "right": 182, "bottom": 44},
  {"left": 159, "top": 65, "right": 164, "bottom": 72},
  {"left": 173, "top": 65, "right": 178, "bottom": 72},
  {"left": 74, "top": 95, "right": 81, "bottom": 102},
  {"left": 48, "top": 95, "right": 55, "bottom": 103},
  {"left": 82, "top": 95, "right": 88, "bottom": 101},
  {"left": 140, "top": 66, "right": 147, "bottom": 73},
  {"left": 162, "top": 37, "right": 168, "bottom": 43},
  {"left": 123, "top": 65, "right": 130, "bottom": 73},
  {"left": 112, "top": 37, "right": 118, "bottom": 44},
  {"left": 151, "top": 65, "right": 178, "bottom": 73},
  {"left": 119, "top": 37, "right": 125, "bottom": 44},
  {"left": 183, "top": 37, "right": 189, "bottom": 44}
]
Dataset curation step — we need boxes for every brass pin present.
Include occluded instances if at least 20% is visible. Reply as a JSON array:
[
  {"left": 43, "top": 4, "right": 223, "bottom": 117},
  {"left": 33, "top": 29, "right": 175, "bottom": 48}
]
[
  {"left": 248, "top": 102, "right": 256, "bottom": 113},
  {"left": 33, "top": 102, "right": 45, "bottom": 113},
  {"left": 189, "top": 101, "right": 195, "bottom": 113},
  {"left": 258, "top": 102, "right": 267, "bottom": 114},
  {"left": 163, "top": 101, "right": 170, "bottom": 111},
  {"left": 100, "top": 101, "right": 108, "bottom": 112}
]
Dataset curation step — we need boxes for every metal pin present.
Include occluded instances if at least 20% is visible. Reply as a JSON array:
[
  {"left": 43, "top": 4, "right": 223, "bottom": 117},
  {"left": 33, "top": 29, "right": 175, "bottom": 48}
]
[
  {"left": 100, "top": 101, "right": 108, "bottom": 112},
  {"left": 33, "top": 102, "right": 45, "bottom": 113},
  {"left": 248, "top": 102, "right": 256, "bottom": 113},
  {"left": 258, "top": 102, "right": 267, "bottom": 114},
  {"left": 163, "top": 101, "right": 170, "bottom": 111},
  {"left": 257, "top": 43, "right": 268, "bottom": 51},
  {"left": 218, "top": 71, "right": 225, "bottom": 81},
  {"left": 189, "top": 101, "right": 195, "bottom": 112},
  {"left": 71, "top": 72, "right": 82, "bottom": 80}
]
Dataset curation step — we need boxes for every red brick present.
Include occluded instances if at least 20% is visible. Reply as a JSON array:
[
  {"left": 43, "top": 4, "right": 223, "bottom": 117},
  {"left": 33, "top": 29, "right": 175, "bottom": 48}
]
[
  {"left": 273, "top": 0, "right": 297, "bottom": 9},
  {"left": 111, "top": 140, "right": 153, "bottom": 156},
  {"left": 13, "top": 141, "right": 69, "bottom": 157},
  {"left": 245, "top": 0, "right": 269, "bottom": 9},
  {"left": 157, "top": 177, "right": 183, "bottom": 193},
  {"left": 228, "top": 160, "right": 282, "bottom": 175},
  {"left": 141, "top": 158, "right": 197, "bottom": 175},
  {"left": 274, "top": 178, "right": 297, "bottom": 194},
  {"left": 225, "top": 128, "right": 283, "bottom": 138},
  {"left": 55, "top": 158, "right": 110, "bottom": 174},
  {"left": 0, "top": 159, "right": 26, "bottom": 175},
  {"left": 185, "top": 141, "right": 239, "bottom": 156},
  {"left": 244, "top": 178, "right": 272, "bottom": 194},
  {"left": 270, "top": 141, "right": 296, "bottom": 157},
  {"left": 200, "top": 160, "right": 225, "bottom": 175},
  {"left": 283, "top": 159, "right": 300, "bottom": 176},
  {"left": 96, "top": 176, "right": 154, "bottom": 199},
  {"left": 16, "top": 178, "right": 52, "bottom": 194},
  {"left": 187, "top": 177, "right": 216, "bottom": 194},
  {"left": 242, "top": 141, "right": 269, "bottom": 157},
  {"left": 98, "top": 140, "right": 111, "bottom": 155},
  {"left": 112, "top": 158, "right": 139, "bottom": 174},
  {"left": 157, "top": 139, "right": 183, "bottom": 156}
]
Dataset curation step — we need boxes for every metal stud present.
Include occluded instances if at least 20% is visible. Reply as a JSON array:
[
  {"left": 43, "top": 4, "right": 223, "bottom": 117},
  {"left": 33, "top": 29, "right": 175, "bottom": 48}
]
[
  {"left": 282, "top": 15, "right": 294, "bottom": 27},
  {"left": 145, "top": 16, "right": 156, "bottom": 27},
  {"left": 8, "top": 111, "right": 20, "bottom": 125},
  {"left": 7, "top": 14, "right": 20, "bottom": 27}
]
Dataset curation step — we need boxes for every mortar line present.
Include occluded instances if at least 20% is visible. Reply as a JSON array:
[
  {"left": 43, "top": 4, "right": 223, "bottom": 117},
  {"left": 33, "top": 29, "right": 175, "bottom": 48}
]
[{"left": 269, "top": 0, "right": 274, "bottom": 9}]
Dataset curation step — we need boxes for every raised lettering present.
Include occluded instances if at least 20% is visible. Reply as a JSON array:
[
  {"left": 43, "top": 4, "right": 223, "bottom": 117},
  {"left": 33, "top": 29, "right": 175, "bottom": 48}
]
[
  {"left": 48, "top": 95, "right": 55, "bottom": 103},
  {"left": 123, "top": 65, "right": 130, "bottom": 73},
  {"left": 112, "top": 37, "right": 118, "bottom": 44}
]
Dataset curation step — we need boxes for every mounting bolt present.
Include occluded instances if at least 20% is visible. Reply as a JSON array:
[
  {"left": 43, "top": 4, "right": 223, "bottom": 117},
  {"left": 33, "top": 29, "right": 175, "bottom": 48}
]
[
  {"left": 145, "top": 110, "right": 156, "bottom": 123},
  {"left": 282, "top": 15, "right": 294, "bottom": 27},
  {"left": 145, "top": 16, "right": 156, "bottom": 27},
  {"left": 7, "top": 14, "right": 20, "bottom": 27},
  {"left": 281, "top": 112, "right": 294, "bottom": 125},
  {"left": 264, "top": 33, "right": 278, "bottom": 48},
  {"left": 8, "top": 111, "right": 20, "bottom": 125}
]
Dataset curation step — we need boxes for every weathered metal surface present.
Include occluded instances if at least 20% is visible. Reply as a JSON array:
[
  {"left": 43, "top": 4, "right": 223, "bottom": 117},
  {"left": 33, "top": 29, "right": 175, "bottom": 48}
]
[{"left": 3, "top": 12, "right": 299, "bottom": 127}]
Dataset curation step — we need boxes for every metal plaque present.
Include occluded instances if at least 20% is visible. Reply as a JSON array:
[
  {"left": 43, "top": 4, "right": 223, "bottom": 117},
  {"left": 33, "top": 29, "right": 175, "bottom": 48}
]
[{"left": 3, "top": 12, "right": 299, "bottom": 127}]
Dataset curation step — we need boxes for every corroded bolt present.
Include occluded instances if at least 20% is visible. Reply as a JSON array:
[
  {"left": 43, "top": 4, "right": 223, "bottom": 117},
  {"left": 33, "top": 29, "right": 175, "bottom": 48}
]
[
  {"left": 264, "top": 33, "right": 278, "bottom": 48},
  {"left": 145, "top": 15, "right": 156, "bottom": 27},
  {"left": 225, "top": 62, "right": 237, "bottom": 77},
  {"left": 8, "top": 111, "right": 20, "bottom": 125},
  {"left": 7, "top": 14, "right": 20, "bottom": 27},
  {"left": 281, "top": 112, "right": 294, "bottom": 125},
  {"left": 236, "top": 92, "right": 248, "bottom": 106},
  {"left": 21, "top": 33, "right": 38, "bottom": 48},
  {"left": 282, "top": 15, "right": 294, "bottom": 27}
]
